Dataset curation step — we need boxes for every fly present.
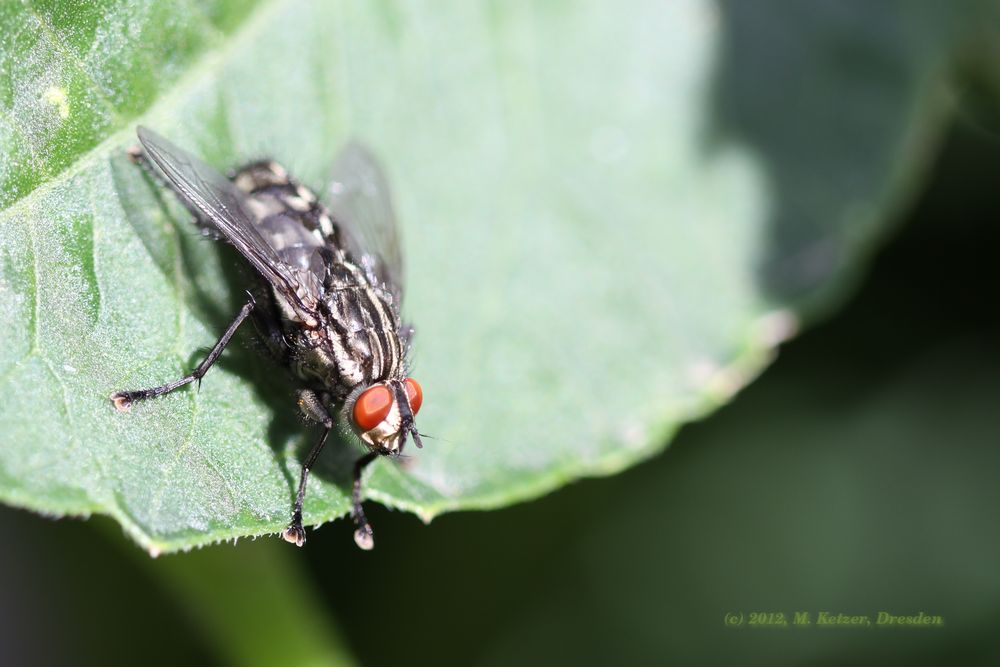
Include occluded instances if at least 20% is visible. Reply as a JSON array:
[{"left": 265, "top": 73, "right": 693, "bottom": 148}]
[{"left": 111, "top": 126, "right": 424, "bottom": 550}]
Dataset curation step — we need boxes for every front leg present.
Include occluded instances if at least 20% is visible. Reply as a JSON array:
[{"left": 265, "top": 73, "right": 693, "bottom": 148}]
[
  {"left": 283, "top": 412, "right": 333, "bottom": 547},
  {"left": 111, "top": 299, "right": 255, "bottom": 411},
  {"left": 351, "top": 452, "right": 379, "bottom": 550}
]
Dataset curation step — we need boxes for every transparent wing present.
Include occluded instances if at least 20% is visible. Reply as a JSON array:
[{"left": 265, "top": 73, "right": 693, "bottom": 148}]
[
  {"left": 136, "top": 126, "right": 318, "bottom": 320},
  {"left": 326, "top": 142, "right": 404, "bottom": 302}
]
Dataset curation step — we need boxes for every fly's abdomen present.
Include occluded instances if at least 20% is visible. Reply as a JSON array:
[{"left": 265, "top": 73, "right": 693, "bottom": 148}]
[
  {"left": 257, "top": 213, "right": 325, "bottom": 276},
  {"left": 234, "top": 160, "right": 334, "bottom": 273}
]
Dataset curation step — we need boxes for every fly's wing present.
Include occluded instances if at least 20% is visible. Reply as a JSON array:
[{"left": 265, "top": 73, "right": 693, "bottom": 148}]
[
  {"left": 325, "top": 142, "right": 404, "bottom": 303},
  {"left": 136, "top": 126, "right": 318, "bottom": 322}
]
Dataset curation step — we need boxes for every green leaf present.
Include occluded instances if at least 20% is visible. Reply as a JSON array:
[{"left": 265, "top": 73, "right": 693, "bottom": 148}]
[{"left": 0, "top": 0, "right": 985, "bottom": 552}]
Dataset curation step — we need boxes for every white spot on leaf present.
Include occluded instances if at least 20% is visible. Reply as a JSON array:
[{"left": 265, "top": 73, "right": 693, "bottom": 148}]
[{"left": 42, "top": 86, "right": 70, "bottom": 119}]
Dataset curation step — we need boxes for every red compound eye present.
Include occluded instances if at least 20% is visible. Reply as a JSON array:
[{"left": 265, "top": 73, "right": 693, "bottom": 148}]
[
  {"left": 405, "top": 378, "right": 423, "bottom": 415},
  {"left": 353, "top": 385, "right": 392, "bottom": 431}
]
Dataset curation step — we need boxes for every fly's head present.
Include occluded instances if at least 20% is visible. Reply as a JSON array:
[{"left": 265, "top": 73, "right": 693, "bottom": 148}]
[{"left": 348, "top": 378, "right": 423, "bottom": 455}]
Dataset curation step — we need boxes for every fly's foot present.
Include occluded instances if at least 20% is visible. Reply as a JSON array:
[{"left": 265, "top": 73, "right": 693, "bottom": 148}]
[
  {"left": 110, "top": 391, "right": 134, "bottom": 412},
  {"left": 353, "top": 525, "right": 374, "bottom": 551},
  {"left": 282, "top": 521, "right": 307, "bottom": 547}
]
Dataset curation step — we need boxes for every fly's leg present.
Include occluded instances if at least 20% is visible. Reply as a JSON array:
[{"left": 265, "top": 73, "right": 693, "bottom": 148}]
[
  {"left": 283, "top": 420, "right": 333, "bottom": 548},
  {"left": 296, "top": 389, "right": 330, "bottom": 424},
  {"left": 284, "top": 392, "right": 379, "bottom": 550},
  {"left": 111, "top": 299, "right": 255, "bottom": 411},
  {"left": 351, "top": 452, "right": 379, "bottom": 550}
]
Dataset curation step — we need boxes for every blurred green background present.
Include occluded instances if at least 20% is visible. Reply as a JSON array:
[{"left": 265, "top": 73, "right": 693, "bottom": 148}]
[
  {"left": 2, "top": 116, "right": 999, "bottom": 665},
  {"left": 3, "top": 1, "right": 1000, "bottom": 665}
]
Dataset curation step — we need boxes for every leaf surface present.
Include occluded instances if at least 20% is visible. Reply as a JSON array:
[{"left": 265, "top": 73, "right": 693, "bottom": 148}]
[{"left": 0, "top": 0, "right": 982, "bottom": 552}]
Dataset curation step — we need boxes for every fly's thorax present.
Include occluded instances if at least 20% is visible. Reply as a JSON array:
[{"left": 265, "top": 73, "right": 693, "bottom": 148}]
[
  {"left": 314, "top": 274, "right": 405, "bottom": 388},
  {"left": 284, "top": 318, "right": 400, "bottom": 403}
]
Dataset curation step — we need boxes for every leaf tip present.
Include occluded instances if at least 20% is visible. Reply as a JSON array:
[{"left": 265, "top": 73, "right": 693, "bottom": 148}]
[{"left": 753, "top": 309, "right": 799, "bottom": 348}]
